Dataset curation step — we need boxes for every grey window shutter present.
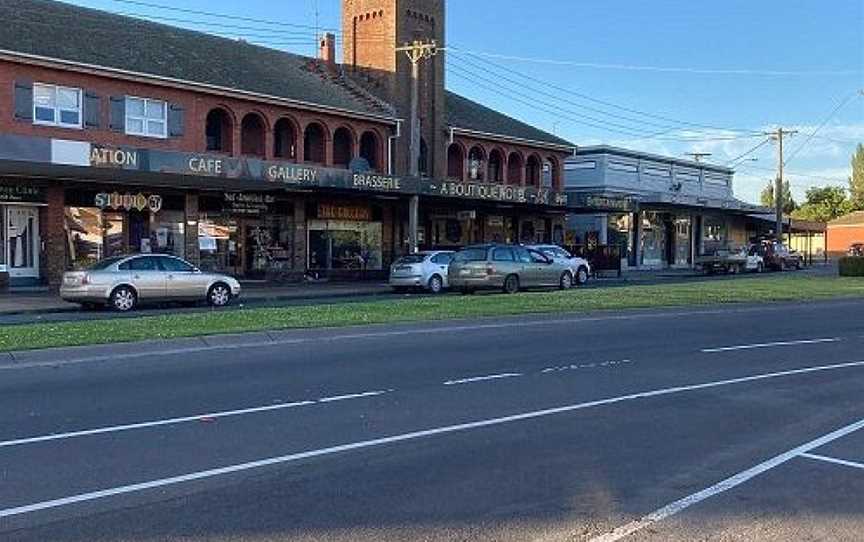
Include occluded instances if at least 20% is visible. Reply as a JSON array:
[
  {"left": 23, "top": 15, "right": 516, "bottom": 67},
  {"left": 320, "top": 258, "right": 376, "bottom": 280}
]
[
  {"left": 109, "top": 96, "right": 126, "bottom": 132},
  {"left": 168, "top": 103, "right": 185, "bottom": 137},
  {"left": 84, "top": 91, "right": 101, "bottom": 128},
  {"left": 14, "top": 80, "right": 33, "bottom": 121}
]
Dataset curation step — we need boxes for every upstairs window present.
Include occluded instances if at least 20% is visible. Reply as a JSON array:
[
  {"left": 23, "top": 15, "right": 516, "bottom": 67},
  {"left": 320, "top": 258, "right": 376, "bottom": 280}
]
[
  {"left": 33, "top": 83, "right": 82, "bottom": 128},
  {"left": 126, "top": 96, "right": 167, "bottom": 138}
]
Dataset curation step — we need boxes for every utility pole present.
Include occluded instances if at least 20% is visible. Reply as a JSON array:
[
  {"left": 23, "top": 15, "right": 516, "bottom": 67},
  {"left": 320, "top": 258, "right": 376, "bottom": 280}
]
[
  {"left": 764, "top": 128, "right": 797, "bottom": 242},
  {"left": 395, "top": 40, "right": 438, "bottom": 252},
  {"left": 684, "top": 152, "right": 712, "bottom": 163}
]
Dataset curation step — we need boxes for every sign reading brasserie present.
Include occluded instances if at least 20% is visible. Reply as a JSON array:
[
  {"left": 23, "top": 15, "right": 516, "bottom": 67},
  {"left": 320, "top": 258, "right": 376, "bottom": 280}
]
[
  {"left": 317, "top": 204, "right": 371, "bottom": 221},
  {"left": 95, "top": 192, "right": 163, "bottom": 213},
  {"left": 223, "top": 192, "right": 274, "bottom": 216},
  {"left": 0, "top": 183, "right": 45, "bottom": 204}
]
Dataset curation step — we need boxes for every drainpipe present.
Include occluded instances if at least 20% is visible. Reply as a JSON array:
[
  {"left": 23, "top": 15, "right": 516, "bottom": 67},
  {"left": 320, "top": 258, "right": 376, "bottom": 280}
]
[{"left": 388, "top": 121, "right": 402, "bottom": 175}]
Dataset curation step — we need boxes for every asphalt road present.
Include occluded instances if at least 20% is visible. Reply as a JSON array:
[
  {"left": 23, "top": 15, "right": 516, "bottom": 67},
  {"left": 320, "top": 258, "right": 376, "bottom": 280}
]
[{"left": 1, "top": 298, "right": 863, "bottom": 541}]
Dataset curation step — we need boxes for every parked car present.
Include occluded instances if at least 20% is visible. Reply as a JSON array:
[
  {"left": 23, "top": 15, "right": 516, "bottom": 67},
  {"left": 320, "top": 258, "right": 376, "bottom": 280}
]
[
  {"left": 849, "top": 243, "right": 864, "bottom": 257},
  {"left": 695, "top": 245, "right": 765, "bottom": 275},
  {"left": 528, "top": 244, "right": 592, "bottom": 285},
  {"left": 448, "top": 244, "right": 574, "bottom": 294},
  {"left": 389, "top": 251, "right": 455, "bottom": 293},
  {"left": 60, "top": 254, "right": 241, "bottom": 312},
  {"left": 755, "top": 240, "right": 803, "bottom": 271}
]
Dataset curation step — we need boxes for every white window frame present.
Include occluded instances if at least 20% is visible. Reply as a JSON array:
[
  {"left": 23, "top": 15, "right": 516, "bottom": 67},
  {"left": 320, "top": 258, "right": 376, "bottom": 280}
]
[
  {"left": 125, "top": 96, "right": 167, "bottom": 139},
  {"left": 32, "top": 83, "right": 83, "bottom": 129}
]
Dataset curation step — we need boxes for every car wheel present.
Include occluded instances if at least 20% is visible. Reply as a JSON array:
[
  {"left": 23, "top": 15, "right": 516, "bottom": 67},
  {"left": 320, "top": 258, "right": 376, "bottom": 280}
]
[
  {"left": 110, "top": 286, "right": 137, "bottom": 312},
  {"left": 757, "top": 262, "right": 765, "bottom": 274},
  {"left": 575, "top": 266, "right": 589, "bottom": 286},
  {"left": 428, "top": 275, "right": 444, "bottom": 294},
  {"left": 559, "top": 271, "right": 573, "bottom": 290},
  {"left": 208, "top": 283, "right": 232, "bottom": 307},
  {"left": 503, "top": 275, "right": 520, "bottom": 294},
  {"left": 795, "top": 260, "right": 802, "bottom": 270}
]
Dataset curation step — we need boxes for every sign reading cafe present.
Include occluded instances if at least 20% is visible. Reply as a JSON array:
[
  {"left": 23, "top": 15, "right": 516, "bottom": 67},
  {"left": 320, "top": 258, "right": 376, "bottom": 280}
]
[{"left": 95, "top": 192, "right": 163, "bottom": 213}]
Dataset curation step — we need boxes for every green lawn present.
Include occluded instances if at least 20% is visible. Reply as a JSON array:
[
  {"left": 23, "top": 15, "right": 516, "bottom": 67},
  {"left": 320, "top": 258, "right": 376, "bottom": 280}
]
[{"left": 2, "top": 275, "right": 863, "bottom": 352}]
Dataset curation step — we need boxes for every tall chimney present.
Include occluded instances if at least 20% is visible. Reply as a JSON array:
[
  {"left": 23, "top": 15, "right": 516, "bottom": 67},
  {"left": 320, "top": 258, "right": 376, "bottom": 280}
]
[{"left": 319, "top": 32, "right": 336, "bottom": 68}]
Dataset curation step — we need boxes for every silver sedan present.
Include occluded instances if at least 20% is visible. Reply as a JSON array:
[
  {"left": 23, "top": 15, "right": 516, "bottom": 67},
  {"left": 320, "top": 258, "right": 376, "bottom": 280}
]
[
  {"left": 389, "top": 251, "right": 454, "bottom": 293},
  {"left": 60, "top": 254, "right": 241, "bottom": 312}
]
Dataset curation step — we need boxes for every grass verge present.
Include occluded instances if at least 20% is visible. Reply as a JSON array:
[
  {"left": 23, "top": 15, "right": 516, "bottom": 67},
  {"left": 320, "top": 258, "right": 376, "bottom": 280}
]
[{"left": 2, "top": 275, "right": 863, "bottom": 352}]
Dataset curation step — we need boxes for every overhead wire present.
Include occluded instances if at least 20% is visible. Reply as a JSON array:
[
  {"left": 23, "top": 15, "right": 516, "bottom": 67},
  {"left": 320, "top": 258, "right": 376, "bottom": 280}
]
[{"left": 784, "top": 90, "right": 862, "bottom": 167}]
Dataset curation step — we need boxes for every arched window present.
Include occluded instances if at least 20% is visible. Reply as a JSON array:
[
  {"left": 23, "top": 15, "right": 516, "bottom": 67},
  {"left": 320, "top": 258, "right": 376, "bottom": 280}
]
[
  {"left": 526, "top": 154, "right": 542, "bottom": 187},
  {"left": 304, "top": 123, "right": 326, "bottom": 164},
  {"left": 333, "top": 127, "right": 354, "bottom": 168},
  {"left": 273, "top": 118, "right": 296, "bottom": 160},
  {"left": 418, "top": 138, "right": 429, "bottom": 176},
  {"left": 467, "top": 146, "right": 485, "bottom": 181},
  {"left": 359, "top": 131, "right": 380, "bottom": 171},
  {"left": 447, "top": 143, "right": 465, "bottom": 181},
  {"left": 545, "top": 156, "right": 561, "bottom": 189},
  {"left": 487, "top": 149, "right": 504, "bottom": 183},
  {"left": 240, "top": 113, "right": 266, "bottom": 157},
  {"left": 507, "top": 152, "right": 524, "bottom": 185},
  {"left": 205, "top": 108, "right": 233, "bottom": 153}
]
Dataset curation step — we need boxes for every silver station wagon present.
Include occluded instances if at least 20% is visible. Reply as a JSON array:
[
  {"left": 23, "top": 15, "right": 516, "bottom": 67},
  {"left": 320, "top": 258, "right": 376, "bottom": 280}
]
[
  {"left": 448, "top": 244, "right": 575, "bottom": 294},
  {"left": 61, "top": 254, "right": 241, "bottom": 312}
]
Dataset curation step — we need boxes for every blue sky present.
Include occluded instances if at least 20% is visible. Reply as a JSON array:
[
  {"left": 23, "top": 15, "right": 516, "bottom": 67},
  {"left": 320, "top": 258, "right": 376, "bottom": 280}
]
[{"left": 67, "top": 0, "right": 864, "bottom": 203}]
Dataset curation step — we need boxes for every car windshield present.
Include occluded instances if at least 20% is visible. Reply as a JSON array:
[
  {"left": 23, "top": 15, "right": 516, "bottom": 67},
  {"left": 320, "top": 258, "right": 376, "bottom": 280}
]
[
  {"left": 453, "top": 248, "right": 489, "bottom": 262},
  {"left": 394, "top": 255, "right": 428, "bottom": 265},
  {"left": 87, "top": 257, "right": 126, "bottom": 271}
]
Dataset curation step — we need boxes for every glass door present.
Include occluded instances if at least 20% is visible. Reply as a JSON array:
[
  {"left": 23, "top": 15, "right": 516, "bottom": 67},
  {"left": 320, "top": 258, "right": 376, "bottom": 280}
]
[{"left": 6, "top": 206, "right": 40, "bottom": 278}]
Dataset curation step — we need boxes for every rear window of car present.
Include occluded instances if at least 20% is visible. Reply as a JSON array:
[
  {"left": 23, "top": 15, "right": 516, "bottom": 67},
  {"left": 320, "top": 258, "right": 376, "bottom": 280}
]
[
  {"left": 87, "top": 257, "right": 125, "bottom": 271},
  {"left": 395, "top": 255, "right": 428, "bottom": 265},
  {"left": 453, "top": 248, "right": 488, "bottom": 262}
]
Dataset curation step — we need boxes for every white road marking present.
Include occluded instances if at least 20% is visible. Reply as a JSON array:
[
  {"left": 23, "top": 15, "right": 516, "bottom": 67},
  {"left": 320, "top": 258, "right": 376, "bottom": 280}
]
[
  {"left": 588, "top": 418, "right": 864, "bottom": 542},
  {"left": 3, "top": 359, "right": 864, "bottom": 519},
  {"left": 541, "top": 360, "right": 632, "bottom": 373},
  {"left": 0, "top": 390, "right": 390, "bottom": 449},
  {"left": 800, "top": 452, "right": 864, "bottom": 471},
  {"left": 701, "top": 338, "right": 839, "bottom": 353},
  {"left": 318, "top": 390, "right": 390, "bottom": 403},
  {"left": 444, "top": 373, "right": 522, "bottom": 386}
]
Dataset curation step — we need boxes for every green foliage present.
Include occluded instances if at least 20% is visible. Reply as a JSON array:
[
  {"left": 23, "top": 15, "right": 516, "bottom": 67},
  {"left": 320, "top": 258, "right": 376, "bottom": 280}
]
[
  {"left": 760, "top": 179, "right": 797, "bottom": 214},
  {"left": 839, "top": 257, "right": 864, "bottom": 277},
  {"left": 851, "top": 144, "right": 864, "bottom": 210},
  {"left": 792, "top": 186, "right": 854, "bottom": 223}
]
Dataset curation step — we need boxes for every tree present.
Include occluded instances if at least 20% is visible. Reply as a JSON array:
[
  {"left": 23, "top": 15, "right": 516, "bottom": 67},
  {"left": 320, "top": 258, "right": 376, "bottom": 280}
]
[
  {"left": 792, "top": 186, "right": 853, "bottom": 223},
  {"left": 760, "top": 179, "right": 797, "bottom": 214},
  {"left": 850, "top": 143, "right": 864, "bottom": 210}
]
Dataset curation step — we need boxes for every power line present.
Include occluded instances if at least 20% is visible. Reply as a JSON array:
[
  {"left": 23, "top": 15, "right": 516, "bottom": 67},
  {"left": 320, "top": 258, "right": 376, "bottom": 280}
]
[
  {"left": 784, "top": 90, "right": 863, "bottom": 167},
  {"left": 445, "top": 47, "right": 860, "bottom": 77},
  {"left": 448, "top": 48, "right": 764, "bottom": 136},
  {"left": 725, "top": 138, "right": 772, "bottom": 167}
]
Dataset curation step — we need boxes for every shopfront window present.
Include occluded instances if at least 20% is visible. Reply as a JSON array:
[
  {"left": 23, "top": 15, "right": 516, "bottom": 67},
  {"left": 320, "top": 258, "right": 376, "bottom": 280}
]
[
  {"left": 64, "top": 190, "right": 185, "bottom": 270},
  {"left": 674, "top": 216, "right": 692, "bottom": 266},
  {"left": 309, "top": 219, "right": 382, "bottom": 272},
  {"left": 703, "top": 215, "right": 728, "bottom": 254},
  {"left": 640, "top": 211, "right": 666, "bottom": 267},
  {"left": 608, "top": 213, "right": 633, "bottom": 263}
]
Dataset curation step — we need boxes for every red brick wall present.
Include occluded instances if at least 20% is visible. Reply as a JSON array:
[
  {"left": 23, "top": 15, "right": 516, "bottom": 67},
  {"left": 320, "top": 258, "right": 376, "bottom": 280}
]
[
  {"left": 449, "top": 134, "right": 569, "bottom": 191},
  {"left": 0, "top": 59, "right": 392, "bottom": 168},
  {"left": 827, "top": 225, "right": 864, "bottom": 255}
]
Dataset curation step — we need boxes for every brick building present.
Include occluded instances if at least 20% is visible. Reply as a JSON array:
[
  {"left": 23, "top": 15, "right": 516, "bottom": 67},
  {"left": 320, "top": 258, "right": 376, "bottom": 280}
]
[
  {"left": 827, "top": 211, "right": 864, "bottom": 257},
  {"left": 0, "top": 0, "right": 573, "bottom": 288}
]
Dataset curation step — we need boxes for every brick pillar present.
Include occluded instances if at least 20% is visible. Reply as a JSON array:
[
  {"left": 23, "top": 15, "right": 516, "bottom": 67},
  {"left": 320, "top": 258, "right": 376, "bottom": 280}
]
[
  {"left": 184, "top": 193, "right": 200, "bottom": 265},
  {"left": 43, "top": 183, "right": 66, "bottom": 289},
  {"left": 293, "top": 197, "right": 307, "bottom": 278}
]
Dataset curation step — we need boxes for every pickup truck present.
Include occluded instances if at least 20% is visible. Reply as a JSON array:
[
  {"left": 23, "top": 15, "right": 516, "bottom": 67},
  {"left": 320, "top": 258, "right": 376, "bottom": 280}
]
[{"left": 695, "top": 246, "right": 765, "bottom": 275}]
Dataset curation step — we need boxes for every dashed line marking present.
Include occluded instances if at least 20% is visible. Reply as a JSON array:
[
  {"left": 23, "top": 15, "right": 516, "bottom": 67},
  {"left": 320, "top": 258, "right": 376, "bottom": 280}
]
[
  {"left": 444, "top": 373, "right": 523, "bottom": 386},
  {"left": 701, "top": 338, "right": 839, "bottom": 353},
  {"left": 541, "top": 360, "right": 633, "bottom": 373}
]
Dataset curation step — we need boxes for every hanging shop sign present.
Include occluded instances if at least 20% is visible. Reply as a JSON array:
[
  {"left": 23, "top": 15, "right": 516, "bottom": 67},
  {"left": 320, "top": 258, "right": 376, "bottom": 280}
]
[
  {"left": 95, "top": 192, "right": 163, "bottom": 213},
  {"left": 456, "top": 210, "right": 477, "bottom": 221},
  {"left": 0, "top": 183, "right": 46, "bottom": 204},
  {"left": 317, "top": 204, "right": 372, "bottom": 221},
  {"left": 223, "top": 192, "right": 275, "bottom": 216},
  {"left": 487, "top": 216, "right": 505, "bottom": 228}
]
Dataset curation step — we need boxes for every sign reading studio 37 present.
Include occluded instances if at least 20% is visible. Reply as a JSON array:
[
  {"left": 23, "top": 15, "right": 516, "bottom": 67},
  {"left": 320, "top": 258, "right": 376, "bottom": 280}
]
[{"left": 95, "top": 192, "right": 163, "bottom": 213}]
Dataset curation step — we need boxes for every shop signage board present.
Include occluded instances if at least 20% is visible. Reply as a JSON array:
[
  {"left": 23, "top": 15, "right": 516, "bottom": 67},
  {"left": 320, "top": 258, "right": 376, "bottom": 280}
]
[
  {"left": 223, "top": 192, "right": 274, "bottom": 216},
  {"left": 95, "top": 192, "right": 163, "bottom": 213},
  {"left": 0, "top": 183, "right": 46, "bottom": 204},
  {"left": 317, "top": 204, "right": 372, "bottom": 221},
  {"left": 421, "top": 180, "right": 568, "bottom": 207},
  {"left": 568, "top": 193, "right": 636, "bottom": 213}
]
